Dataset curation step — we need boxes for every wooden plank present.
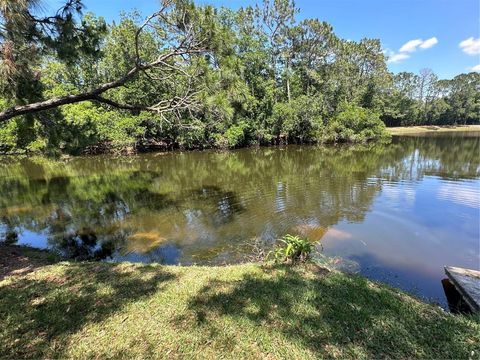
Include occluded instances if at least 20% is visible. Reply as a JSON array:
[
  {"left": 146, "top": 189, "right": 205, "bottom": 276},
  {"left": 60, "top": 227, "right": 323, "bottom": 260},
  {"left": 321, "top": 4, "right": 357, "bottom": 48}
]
[{"left": 445, "top": 266, "right": 480, "bottom": 312}]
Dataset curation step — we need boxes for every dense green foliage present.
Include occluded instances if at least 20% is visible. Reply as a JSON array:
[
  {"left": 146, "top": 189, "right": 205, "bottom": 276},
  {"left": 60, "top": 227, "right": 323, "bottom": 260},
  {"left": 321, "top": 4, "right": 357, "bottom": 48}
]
[
  {"left": 0, "top": 0, "right": 478, "bottom": 154},
  {"left": 322, "top": 104, "right": 389, "bottom": 143},
  {"left": 383, "top": 70, "right": 480, "bottom": 126}
]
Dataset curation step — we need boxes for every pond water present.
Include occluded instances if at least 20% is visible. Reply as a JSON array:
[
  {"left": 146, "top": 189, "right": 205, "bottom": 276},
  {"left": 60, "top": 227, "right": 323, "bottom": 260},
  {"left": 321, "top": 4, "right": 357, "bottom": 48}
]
[{"left": 0, "top": 132, "right": 479, "bottom": 307}]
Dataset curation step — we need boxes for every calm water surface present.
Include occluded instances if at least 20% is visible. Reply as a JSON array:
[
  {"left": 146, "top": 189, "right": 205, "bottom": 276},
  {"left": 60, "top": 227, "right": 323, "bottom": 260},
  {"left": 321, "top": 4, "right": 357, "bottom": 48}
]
[{"left": 1, "top": 132, "right": 479, "bottom": 307}]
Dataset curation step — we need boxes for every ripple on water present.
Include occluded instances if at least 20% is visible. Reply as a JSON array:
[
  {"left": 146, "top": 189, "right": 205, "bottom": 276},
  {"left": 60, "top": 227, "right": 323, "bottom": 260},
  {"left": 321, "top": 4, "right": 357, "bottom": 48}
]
[{"left": 436, "top": 180, "right": 480, "bottom": 209}]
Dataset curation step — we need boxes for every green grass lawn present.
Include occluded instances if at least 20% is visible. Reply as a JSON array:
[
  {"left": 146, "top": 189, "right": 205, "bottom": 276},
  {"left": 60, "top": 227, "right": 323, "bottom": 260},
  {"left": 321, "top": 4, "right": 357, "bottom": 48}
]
[{"left": 1, "top": 247, "right": 479, "bottom": 359}]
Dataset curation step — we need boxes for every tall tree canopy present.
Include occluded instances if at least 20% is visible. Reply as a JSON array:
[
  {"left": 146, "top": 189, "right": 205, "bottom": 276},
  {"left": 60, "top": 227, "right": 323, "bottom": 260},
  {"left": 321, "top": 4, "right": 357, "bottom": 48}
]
[{"left": 0, "top": 0, "right": 478, "bottom": 154}]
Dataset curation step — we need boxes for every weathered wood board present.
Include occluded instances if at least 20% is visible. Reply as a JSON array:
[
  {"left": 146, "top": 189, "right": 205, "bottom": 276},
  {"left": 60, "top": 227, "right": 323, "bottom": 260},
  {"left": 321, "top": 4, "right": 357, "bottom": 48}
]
[{"left": 445, "top": 266, "right": 480, "bottom": 312}]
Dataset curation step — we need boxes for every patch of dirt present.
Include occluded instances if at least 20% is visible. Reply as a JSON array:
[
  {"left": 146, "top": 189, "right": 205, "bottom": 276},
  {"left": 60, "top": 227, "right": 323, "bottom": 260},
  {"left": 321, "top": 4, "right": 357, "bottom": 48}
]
[
  {"left": 306, "top": 263, "right": 332, "bottom": 276},
  {"left": 0, "top": 245, "right": 51, "bottom": 280}
]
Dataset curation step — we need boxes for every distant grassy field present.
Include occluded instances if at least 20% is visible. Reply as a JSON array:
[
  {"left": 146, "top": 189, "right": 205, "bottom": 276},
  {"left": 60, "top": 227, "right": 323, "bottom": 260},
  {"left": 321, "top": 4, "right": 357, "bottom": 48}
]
[
  {"left": 1, "top": 245, "right": 479, "bottom": 359},
  {"left": 388, "top": 124, "right": 480, "bottom": 135}
]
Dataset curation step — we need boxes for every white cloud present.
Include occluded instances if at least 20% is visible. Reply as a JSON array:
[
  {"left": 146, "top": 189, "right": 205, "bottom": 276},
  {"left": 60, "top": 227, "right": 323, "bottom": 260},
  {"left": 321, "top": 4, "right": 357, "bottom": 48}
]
[
  {"left": 399, "top": 38, "right": 439, "bottom": 53},
  {"left": 420, "top": 37, "right": 438, "bottom": 49},
  {"left": 459, "top": 37, "right": 480, "bottom": 55},
  {"left": 471, "top": 64, "right": 480, "bottom": 72},
  {"left": 388, "top": 37, "right": 438, "bottom": 64},
  {"left": 399, "top": 39, "right": 424, "bottom": 53},
  {"left": 388, "top": 52, "right": 410, "bottom": 63}
]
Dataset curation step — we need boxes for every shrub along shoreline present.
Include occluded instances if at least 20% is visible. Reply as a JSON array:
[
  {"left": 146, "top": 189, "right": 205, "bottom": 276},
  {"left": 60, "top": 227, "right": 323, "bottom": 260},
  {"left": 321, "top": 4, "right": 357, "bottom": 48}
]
[
  {"left": 2, "top": 103, "right": 393, "bottom": 156},
  {"left": 3, "top": 122, "right": 479, "bottom": 156},
  {"left": 1, "top": 244, "right": 479, "bottom": 359}
]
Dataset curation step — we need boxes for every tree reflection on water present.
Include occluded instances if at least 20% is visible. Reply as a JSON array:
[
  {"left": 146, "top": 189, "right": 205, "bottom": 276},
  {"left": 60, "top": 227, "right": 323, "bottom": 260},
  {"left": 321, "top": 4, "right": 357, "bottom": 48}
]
[{"left": 0, "top": 134, "right": 478, "bottom": 266}]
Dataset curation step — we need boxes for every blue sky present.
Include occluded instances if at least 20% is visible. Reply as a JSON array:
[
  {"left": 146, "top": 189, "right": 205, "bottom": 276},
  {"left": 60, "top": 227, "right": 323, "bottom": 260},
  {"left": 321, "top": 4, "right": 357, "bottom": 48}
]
[{"left": 44, "top": 0, "right": 479, "bottom": 79}]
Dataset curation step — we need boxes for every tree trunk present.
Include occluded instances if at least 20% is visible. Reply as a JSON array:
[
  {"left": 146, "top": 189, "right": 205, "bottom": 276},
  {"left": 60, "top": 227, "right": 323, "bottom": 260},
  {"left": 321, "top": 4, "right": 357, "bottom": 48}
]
[
  {"left": 0, "top": 65, "right": 142, "bottom": 123},
  {"left": 286, "top": 57, "right": 291, "bottom": 102}
]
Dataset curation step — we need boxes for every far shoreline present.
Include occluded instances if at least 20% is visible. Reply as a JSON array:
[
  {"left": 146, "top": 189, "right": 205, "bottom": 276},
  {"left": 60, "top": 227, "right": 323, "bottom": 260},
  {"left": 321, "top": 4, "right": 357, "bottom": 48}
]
[{"left": 388, "top": 124, "right": 480, "bottom": 135}]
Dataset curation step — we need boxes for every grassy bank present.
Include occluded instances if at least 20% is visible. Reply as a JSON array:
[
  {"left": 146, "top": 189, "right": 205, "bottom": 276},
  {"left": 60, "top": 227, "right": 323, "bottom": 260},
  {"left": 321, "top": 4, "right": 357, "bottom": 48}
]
[
  {"left": 388, "top": 124, "right": 480, "bottom": 135},
  {"left": 1, "top": 246, "right": 479, "bottom": 359}
]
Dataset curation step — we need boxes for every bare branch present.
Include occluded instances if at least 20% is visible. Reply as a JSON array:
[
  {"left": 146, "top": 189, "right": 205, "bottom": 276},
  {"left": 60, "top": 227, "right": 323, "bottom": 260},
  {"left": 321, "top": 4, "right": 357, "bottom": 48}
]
[{"left": 0, "top": 0, "right": 210, "bottom": 124}]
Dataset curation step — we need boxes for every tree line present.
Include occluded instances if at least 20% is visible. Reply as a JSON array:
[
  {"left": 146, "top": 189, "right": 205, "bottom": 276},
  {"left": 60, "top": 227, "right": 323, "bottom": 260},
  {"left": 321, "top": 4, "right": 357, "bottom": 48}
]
[{"left": 0, "top": 0, "right": 478, "bottom": 154}]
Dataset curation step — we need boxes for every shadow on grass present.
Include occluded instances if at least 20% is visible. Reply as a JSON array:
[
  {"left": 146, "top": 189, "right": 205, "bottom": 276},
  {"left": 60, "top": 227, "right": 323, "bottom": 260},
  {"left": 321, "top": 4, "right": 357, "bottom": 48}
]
[
  {"left": 1, "top": 259, "right": 478, "bottom": 358},
  {"left": 0, "top": 245, "right": 61, "bottom": 280},
  {"left": 183, "top": 265, "right": 479, "bottom": 359},
  {"left": 0, "top": 262, "right": 177, "bottom": 358}
]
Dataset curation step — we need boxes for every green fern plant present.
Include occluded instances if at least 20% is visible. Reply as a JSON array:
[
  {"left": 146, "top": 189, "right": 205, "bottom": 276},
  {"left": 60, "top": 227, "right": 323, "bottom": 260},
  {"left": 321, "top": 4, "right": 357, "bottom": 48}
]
[{"left": 270, "top": 234, "right": 317, "bottom": 264}]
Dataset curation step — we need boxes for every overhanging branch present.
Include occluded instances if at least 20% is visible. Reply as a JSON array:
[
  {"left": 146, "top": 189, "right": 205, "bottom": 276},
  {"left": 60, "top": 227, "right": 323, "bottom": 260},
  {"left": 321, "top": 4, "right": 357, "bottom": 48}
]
[{"left": 0, "top": 0, "right": 210, "bottom": 124}]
